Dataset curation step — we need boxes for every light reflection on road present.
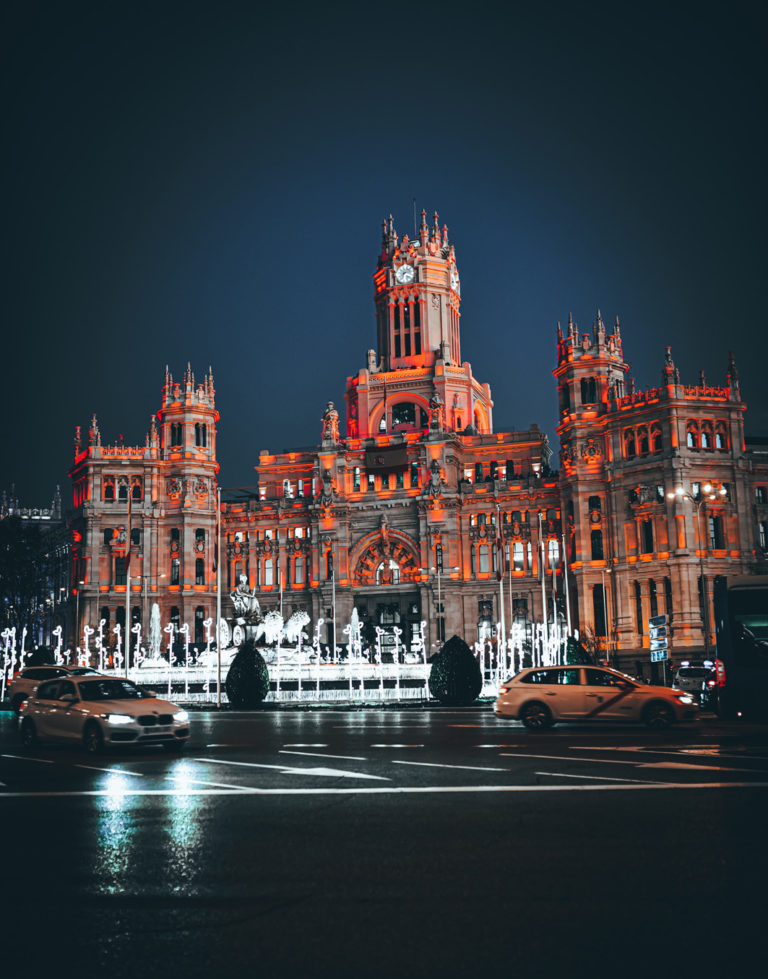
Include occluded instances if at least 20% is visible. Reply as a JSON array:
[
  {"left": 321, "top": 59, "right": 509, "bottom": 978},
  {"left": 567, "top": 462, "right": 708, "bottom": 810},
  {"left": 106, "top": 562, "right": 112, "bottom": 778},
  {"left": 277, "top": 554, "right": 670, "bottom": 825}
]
[
  {"left": 94, "top": 773, "right": 135, "bottom": 895},
  {"left": 163, "top": 761, "right": 203, "bottom": 893}
]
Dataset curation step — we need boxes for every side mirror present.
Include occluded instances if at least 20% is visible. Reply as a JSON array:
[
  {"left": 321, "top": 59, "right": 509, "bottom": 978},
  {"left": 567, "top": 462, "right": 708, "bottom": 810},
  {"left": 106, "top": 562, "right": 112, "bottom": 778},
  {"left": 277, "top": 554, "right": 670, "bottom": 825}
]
[
  {"left": 60, "top": 693, "right": 77, "bottom": 704},
  {"left": 146, "top": 690, "right": 158, "bottom": 699}
]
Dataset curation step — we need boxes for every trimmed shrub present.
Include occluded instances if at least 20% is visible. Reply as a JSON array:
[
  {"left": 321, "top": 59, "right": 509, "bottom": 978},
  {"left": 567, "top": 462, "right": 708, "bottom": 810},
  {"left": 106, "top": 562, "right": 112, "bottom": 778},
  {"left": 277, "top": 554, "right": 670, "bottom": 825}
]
[
  {"left": 225, "top": 639, "right": 270, "bottom": 708},
  {"left": 428, "top": 634, "right": 483, "bottom": 705}
]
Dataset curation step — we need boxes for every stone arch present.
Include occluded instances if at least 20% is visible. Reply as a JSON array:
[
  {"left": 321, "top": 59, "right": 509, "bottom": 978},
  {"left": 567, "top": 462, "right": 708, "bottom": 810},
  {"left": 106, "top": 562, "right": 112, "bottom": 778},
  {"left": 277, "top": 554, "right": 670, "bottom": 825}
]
[
  {"left": 350, "top": 527, "right": 421, "bottom": 586},
  {"left": 473, "top": 401, "right": 489, "bottom": 434},
  {"left": 370, "top": 394, "right": 430, "bottom": 435}
]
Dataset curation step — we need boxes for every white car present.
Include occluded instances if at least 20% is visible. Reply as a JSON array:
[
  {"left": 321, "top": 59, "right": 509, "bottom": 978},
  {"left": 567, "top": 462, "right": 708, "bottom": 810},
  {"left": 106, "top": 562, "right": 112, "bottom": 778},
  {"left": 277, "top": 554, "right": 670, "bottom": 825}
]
[
  {"left": 495, "top": 665, "right": 698, "bottom": 729},
  {"left": 18, "top": 675, "right": 190, "bottom": 752}
]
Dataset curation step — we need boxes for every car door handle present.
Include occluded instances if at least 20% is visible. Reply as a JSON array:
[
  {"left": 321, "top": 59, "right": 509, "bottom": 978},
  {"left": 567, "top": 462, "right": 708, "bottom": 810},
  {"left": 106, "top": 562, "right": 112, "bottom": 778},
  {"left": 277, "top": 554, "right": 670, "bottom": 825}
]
[
  {"left": 586, "top": 693, "right": 600, "bottom": 698},
  {"left": 545, "top": 692, "right": 557, "bottom": 696}
]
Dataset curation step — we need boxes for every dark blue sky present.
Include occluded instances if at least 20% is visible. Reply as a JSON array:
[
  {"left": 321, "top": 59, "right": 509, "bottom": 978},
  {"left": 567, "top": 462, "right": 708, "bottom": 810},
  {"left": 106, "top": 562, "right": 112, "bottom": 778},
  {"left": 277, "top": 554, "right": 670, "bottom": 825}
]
[{"left": 3, "top": 1, "right": 766, "bottom": 505}]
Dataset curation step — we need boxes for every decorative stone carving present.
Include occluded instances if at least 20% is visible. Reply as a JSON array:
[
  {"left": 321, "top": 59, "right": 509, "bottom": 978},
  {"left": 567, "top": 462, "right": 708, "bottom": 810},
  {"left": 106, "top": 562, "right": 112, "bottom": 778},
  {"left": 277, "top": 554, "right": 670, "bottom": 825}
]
[
  {"left": 321, "top": 401, "right": 340, "bottom": 443},
  {"left": 580, "top": 438, "right": 601, "bottom": 462}
]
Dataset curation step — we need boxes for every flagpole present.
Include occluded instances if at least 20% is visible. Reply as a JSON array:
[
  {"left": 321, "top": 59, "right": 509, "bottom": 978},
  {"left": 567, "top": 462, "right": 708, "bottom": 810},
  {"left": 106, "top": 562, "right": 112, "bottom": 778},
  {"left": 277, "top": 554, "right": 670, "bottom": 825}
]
[
  {"left": 539, "top": 512, "right": 548, "bottom": 652},
  {"left": 496, "top": 504, "right": 505, "bottom": 677},
  {"left": 125, "top": 487, "right": 132, "bottom": 671},
  {"left": 216, "top": 486, "right": 222, "bottom": 708},
  {"left": 562, "top": 532, "right": 572, "bottom": 636}
]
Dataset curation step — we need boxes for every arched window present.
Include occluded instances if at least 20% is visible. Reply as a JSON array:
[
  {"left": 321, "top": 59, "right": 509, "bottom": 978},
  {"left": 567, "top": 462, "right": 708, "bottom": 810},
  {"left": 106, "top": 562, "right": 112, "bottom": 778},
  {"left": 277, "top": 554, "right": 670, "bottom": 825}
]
[
  {"left": 650, "top": 424, "right": 663, "bottom": 453},
  {"left": 701, "top": 422, "right": 713, "bottom": 450},
  {"left": 195, "top": 558, "right": 205, "bottom": 585},
  {"left": 624, "top": 430, "right": 636, "bottom": 459},
  {"left": 590, "top": 530, "right": 604, "bottom": 561},
  {"left": 715, "top": 423, "right": 728, "bottom": 450},
  {"left": 131, "top": 479, "right": 142, "bottom": 501},
  {"left": 195, "top": 423, "right": 207, "bottom": 447},
  {"left": 103, "top": 477, "right": 115, "bottom": 502},
  {"left": 581, "top": 377, "right": 597, "bottom": 404},
  {"left": 686, "top": 422, "right": 699, "bottom": 449},
  {"left": 637, "top": 427, "right": 649, "bottom": 455},
  {"left": 171, "top": 423, "right": 182, "bottom": 447},
  {"left": 118, "top": 482, "right": 128, "bottom": 502}
]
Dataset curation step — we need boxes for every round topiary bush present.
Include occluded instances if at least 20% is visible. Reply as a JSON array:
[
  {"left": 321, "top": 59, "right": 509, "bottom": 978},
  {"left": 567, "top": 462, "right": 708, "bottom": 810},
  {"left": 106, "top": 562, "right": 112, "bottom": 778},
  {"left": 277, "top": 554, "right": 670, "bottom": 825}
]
[
  {"left": 428, "top": 634, "right": 483, "bottom": 705},
  {"left": 225, "top": 639, "right": 270, "bottom": 708}
]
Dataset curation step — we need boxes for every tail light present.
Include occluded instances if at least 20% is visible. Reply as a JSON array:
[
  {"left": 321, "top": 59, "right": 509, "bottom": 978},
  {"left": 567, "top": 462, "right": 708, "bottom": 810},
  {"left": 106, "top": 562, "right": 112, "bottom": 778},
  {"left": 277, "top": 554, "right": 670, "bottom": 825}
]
[{"left": 715, "top": 659, "right": 726, "bottom": 687}]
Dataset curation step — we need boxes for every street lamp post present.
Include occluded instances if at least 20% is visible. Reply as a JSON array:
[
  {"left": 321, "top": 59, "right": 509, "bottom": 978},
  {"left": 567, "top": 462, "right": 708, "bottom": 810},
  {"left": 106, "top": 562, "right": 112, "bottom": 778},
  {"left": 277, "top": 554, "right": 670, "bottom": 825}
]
[
  {"left": 667, "top": 481, "right": 726, "bottom": 656},
  {"left": 74, "top": 580, "right": 85, "bottom": 653},
  {"left": 427, "top": 565, "right": 459, "bottom": 647},
  {"left": 601, "top": 568, "right": 611, "bottom": 665}
]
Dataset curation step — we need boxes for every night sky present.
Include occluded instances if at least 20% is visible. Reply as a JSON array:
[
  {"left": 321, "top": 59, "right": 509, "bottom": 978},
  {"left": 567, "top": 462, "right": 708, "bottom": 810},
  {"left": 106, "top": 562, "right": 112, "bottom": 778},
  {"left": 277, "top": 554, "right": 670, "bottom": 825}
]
[{"left": 4, "top": 2, "right": 767, "bottom": 507}]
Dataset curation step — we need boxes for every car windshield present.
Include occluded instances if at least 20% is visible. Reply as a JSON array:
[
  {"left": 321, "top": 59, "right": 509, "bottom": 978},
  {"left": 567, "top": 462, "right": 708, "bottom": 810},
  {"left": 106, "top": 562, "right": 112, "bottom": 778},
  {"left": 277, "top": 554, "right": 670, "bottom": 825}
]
[
  {"left": 679, "top": 667, "right": 709, "bottom": 678},
  {"left": 78, "top": 679, "right": 145, "bottom": 701},
  {"left": 69, "top": 668, "right": 100, "bottom": 676}
]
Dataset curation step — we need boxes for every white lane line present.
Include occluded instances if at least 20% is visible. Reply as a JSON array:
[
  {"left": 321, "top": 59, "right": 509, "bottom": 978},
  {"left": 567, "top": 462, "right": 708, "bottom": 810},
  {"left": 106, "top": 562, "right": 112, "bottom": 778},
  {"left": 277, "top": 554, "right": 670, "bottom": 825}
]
[
  {"left": 280, "top": 750, "right": 367, "bottom": 761},
  {"left": 370, "top": 744, "right": 424, "bottom": 748},
  {"left": 194, "top": 757, "right": 389, "bottom": 781},
  {"left": 283, "top": 744, "right": 329, "bottom": 748},
  {"left": 573, "top": 745, "right": 768, "bottom": 765},
  {"left": 74, "top": 765, "right": 144, "bottom": 776},
  {"left": 2, "top": 754, "right": 54, "bottom": 764},
  {"left": 476, "top": 744, "right": 527, "bottom": 748},
  {"left": 391, "top": 760, "right": 508, "bottom": 772},
  {"left": 500, "top": 751, "right": 752, "bottom": 773},
  {"left": 168, "top": 774, "right": 251, "bottom": 791},
  {"left": 535, "top": 771, "right": 657, "bottom": 784},
  {"left": 2, "top": 781, "right": 768, "bottom": 798}
]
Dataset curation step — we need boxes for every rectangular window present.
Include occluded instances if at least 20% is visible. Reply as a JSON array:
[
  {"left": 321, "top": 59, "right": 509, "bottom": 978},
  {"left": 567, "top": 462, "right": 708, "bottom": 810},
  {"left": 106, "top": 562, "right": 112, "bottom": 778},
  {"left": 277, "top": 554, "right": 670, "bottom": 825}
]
[
  {"left": 396, "top": 470, "right": 404, "bottom": 488},
  {"left": 264, "top": 559, "right": 273, "bottom": 587},
  {"left": 641, "top": 519, "right": 654, "bottom": 555},
  {"left": 294, "top": 556, "right": 304, "bottom": 584},
  {"left": 171, "top": 558, "right": 180, "bottom": 585},
  {"left": 410, "top": 462, "right": 419, "bottom": 487},
  {"left": 513, "top": 542, "right": 524, "bottom": 571},
  {"left": 353, "top": 468, "right": 361, "bottom": 491},
  {"left": 115, "top": 556, "right": 127, "bottom": 587},
  {"left": 478, "top": 545, "right": 490, "bottom": 574},
  {"left": 368, "top": 474, "right": 376, "bottom": 491}
]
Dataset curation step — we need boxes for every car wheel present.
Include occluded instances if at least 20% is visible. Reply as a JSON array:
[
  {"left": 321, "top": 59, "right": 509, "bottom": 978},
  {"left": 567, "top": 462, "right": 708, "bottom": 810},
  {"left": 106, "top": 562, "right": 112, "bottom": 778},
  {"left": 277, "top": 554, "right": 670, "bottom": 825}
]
[
  {"left": 83, "top": 721, "right": 104, "bottom": 754},
  {"left": 20, "top": 718, "right": 37, "bottom": 746},
  {"left": 643, "top": 701, "right": 674, "bottom": 729},
  {"left": 520, "top": 701, "right": 554, "bottom": 730}
]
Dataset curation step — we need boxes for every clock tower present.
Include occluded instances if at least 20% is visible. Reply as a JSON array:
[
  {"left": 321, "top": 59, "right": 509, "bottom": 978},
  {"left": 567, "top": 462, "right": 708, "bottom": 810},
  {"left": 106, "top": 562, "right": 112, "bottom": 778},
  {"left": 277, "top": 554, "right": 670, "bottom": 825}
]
[{"left": 345, "top": 211, "right": 494, "bottom": 438}]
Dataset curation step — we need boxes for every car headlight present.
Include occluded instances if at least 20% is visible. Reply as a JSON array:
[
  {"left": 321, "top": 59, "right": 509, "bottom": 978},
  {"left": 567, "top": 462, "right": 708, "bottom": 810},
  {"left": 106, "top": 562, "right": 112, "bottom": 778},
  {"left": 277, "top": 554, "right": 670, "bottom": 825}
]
[
  {"left": 676, "top": 695, "right": 695, "bottom": 705},
  {"left": 107, "top": 714, "right": 135, "bottom": 725},
  {"left": 173, "top": 710, "right": 189, "bottom": 723}
]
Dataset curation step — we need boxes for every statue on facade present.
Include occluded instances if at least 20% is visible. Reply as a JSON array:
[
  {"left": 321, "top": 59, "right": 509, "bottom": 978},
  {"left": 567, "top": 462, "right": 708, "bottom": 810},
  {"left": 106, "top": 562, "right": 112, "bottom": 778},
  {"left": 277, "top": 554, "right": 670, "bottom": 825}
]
[
  {"left": 429, "top": 391, "right": 445, "bottom": 431},
  {"left": 425, "top": 459, "right": 444, "bottom": 498},
  {"left": 321, "top": 401, "right": 340, "bottom": 443},
  {"left": 231, "top": 574, "right": 261, "bottom": 620}
]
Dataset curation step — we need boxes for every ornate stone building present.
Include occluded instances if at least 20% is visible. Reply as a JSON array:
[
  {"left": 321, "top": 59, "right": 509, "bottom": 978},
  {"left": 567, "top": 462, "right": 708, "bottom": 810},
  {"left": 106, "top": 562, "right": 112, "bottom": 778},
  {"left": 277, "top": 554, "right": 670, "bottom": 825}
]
[{"left": 66, "top": 214, "right": 768, "bottom": 669}]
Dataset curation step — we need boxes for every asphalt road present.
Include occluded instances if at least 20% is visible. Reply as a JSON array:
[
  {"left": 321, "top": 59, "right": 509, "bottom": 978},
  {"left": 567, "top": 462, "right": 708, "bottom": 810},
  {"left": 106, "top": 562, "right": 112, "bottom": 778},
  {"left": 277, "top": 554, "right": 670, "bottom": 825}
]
[{"left": 2, "top": 707, "right": 767, "bottom": 978}]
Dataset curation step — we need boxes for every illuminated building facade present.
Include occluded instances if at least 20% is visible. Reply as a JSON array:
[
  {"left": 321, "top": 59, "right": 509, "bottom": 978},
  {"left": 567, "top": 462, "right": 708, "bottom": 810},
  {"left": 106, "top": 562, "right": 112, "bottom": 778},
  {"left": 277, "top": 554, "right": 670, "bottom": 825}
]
[
  {"left": 67, "top": 366, "right": 220, "bottom": 649},
  {"left": 65, "top": 215, "right": 768, "bottom": 668}
]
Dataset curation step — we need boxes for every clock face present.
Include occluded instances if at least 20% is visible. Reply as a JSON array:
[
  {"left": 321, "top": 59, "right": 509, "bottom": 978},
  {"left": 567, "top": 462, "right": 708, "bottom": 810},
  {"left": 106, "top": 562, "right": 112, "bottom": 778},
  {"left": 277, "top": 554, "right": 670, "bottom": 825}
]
[
  {"left": 395, "top": 263, "right": 414, "bottom": 284},
  {"left": 450, "top": 268, "right": 460, "bottom": 295}
]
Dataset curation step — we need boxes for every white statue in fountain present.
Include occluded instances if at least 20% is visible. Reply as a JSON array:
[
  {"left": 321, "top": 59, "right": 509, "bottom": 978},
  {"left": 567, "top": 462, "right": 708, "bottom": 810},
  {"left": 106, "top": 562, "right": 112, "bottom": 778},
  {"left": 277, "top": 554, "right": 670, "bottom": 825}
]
[
  {"left": 149, "top": 603, "right": 162, "bottom": 658},
  {"left": 253, "top": 609, "right": 284, "bottom": 646},
  {"left": 231, "top": 574, "right": 262, "bottom": 621},
  {"left": 282, "top": 610, "right": 310, "bottom": 646}
]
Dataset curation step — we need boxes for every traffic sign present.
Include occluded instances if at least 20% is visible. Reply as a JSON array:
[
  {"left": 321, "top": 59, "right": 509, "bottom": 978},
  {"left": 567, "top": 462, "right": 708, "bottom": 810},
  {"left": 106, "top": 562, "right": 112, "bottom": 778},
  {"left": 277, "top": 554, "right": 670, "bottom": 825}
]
[
  {"left": 650, "top": 649, "right": 668, "bottom": 662},
  {"left": 649, "top": 614, "right": 668, "bottom": 628},
  {"left": 649, "top": 626, "right": 668, "bottom": 639},
  {"left": 650, "top": 638, "right": 669, "bottom": 652}
]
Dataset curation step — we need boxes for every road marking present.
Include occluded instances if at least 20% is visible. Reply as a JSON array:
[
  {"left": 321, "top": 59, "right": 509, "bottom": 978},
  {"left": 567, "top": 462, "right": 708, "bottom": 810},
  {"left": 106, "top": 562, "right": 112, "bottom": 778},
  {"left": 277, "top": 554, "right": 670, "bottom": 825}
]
[
  {"left": 2, "top": 781, "right": 768, "bottom": 799},
  {"left": 391, "top": 760, "right": 508, "bottom": 772},
  {"left": 74, "top": 765, "right": 144, "bottom": 776},
  {"left": 283, "top": 744, "right": 329, "bottom": 748},
  {"left": 280, "top": 750, "right": 367, "bottom": 761},
  {"left": 475, "top": 744, "right": 527, "bottom": 748},
  {"left": 636, "top": 761, "right": 754, "bottom": 771},
  {"left": 2, "top": 754, "right": 54, "bottom": 764},
  {"left": 194, "top": 757, "right": 389, "bottom": 781},
  {"left": 168, "top": 774, "right": 251, "bottom": 791},
  {"left": 370, "top": 744, "right": 424, "bottom": 748},
  {"left": 535, "top": 771, "right": 657, "bottom": 784},
  {"left": 499, "top": 751, "right": 752, "bottom": 773}
]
